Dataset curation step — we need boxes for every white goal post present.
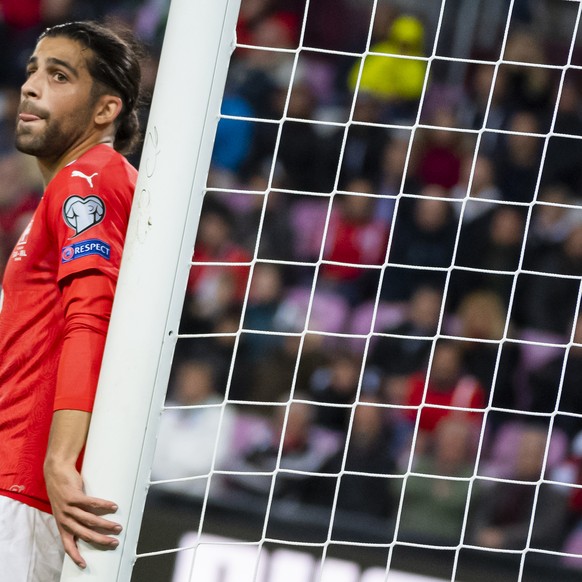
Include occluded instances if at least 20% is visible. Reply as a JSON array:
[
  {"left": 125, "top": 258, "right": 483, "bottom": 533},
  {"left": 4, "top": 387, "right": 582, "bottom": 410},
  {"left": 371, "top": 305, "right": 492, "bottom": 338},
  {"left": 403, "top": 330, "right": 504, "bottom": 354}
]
[{"left": 59, "top": 0, "right": 242, "bottom": 580}]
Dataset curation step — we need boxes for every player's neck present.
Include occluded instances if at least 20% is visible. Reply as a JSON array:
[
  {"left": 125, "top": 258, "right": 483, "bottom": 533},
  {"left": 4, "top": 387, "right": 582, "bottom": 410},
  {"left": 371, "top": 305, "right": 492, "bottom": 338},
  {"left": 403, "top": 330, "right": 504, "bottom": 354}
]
[{"left": 37, "top": 135, "right": 115, "bottom": 187}]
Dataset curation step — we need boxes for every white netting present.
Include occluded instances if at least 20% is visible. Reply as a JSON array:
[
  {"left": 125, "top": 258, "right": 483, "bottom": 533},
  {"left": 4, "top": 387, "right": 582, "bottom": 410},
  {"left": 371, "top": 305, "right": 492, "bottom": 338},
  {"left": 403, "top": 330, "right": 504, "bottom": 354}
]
[{"left": 140, "top": 1, "right": 582, "bottom": 580}]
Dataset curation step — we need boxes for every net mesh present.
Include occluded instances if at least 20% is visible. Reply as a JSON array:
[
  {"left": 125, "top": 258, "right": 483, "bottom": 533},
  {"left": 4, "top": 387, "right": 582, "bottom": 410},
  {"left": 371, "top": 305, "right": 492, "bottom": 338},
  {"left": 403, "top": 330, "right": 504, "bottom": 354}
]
[{"left": 140, "top": 1, "right": 582, "bottom": 580}]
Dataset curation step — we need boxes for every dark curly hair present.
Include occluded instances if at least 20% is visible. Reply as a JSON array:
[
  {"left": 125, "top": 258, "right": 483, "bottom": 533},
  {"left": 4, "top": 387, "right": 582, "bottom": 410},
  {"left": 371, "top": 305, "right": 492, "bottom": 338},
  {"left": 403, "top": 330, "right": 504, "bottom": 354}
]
[{"left": 40, "top": 21, "right": 144, "bottom": 155}]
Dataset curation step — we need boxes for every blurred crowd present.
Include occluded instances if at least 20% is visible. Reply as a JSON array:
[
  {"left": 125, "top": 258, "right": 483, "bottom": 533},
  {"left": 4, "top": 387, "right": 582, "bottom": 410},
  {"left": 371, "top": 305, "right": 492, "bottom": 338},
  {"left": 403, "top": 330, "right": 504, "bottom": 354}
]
[{"left": 4, "top": 0, "right": 582, "bottom": 567}]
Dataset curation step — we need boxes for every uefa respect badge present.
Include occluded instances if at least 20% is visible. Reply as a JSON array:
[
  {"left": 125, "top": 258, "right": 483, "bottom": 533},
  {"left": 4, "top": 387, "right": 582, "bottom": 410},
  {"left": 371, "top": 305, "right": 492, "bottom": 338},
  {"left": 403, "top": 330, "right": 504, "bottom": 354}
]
[{"left": 61, "top": 239, "right": 111, "bottom": 263}]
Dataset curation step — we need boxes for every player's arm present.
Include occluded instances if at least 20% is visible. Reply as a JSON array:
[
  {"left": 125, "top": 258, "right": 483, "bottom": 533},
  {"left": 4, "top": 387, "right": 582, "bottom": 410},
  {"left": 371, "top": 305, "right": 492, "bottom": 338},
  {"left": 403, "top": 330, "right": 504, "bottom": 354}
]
[
  {"left": 44, "top": 409, "right": 121, "bottom": 568},
  {"left": 44, "top": 270, "right": 122, "bottom": 569}
]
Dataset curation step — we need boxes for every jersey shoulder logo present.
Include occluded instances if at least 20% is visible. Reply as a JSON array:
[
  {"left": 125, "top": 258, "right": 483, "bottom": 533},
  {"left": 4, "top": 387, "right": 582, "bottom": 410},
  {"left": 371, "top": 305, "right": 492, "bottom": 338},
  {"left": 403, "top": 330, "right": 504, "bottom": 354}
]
[
  {"left": 61, "top": 238, "right": 111, "bottom": 263},
  {"left": 63, "top": 195, "right": 106, "bottom": 237},
  {"left": 71, "top": 170, "right": 99, "bottom": 188}
]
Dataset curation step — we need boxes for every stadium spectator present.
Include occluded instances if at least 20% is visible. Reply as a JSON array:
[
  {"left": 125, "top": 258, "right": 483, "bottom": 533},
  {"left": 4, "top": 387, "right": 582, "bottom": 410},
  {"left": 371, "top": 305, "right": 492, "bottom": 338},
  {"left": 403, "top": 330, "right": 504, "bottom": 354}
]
[
  {"left": 188, "top": 195, "right": 252, "bottom": 322},
  {"left": 178, "top": 304, "right": 254, "bottom": 401},
  {"left": 236, "top": 0, "right": 301, "bottom": 50},
  {"left": 302, "top": 0, "right": 368, "bottom": 55},
  {"left": 385, "top": 190, "right": 457, "bottom": 301},
  {"left": 341, "top": 397, "right": 400, "bottom": 500},
  {"left": 309, "top": 350, "right": 377, "bottom": 434},
  {"left": 375, "top": 129, "right": 420, "bottom": 220},
  {"left": 223, "top": 397, "right": 341, "bottom": 502},
  {"left": 367, "top": 284, "right": 442, "bottom": 378},
  {"left": 453, "top": 205, "right": 527, "bottom": 309},
  {"left": 523, "top": 183, "right": 582, "bottom": 270},
  {"left": 403, "top": 339, "right": 486, "bottom": 453},
  {"left": 320, "top": 184, "right": 390, "bottom": 305},
  {"left": 416, "top": 106, "right": 464, "bottom": 190},
  {"left": 457, "top": 63, "right": 509, "bottom": 155},
  {"left": 521, "top": 222, "right": 582, "bottom": 335},
  {"left": 150, "top": 358, "right": 237, "bottom": 498},
  {"left": 501, "top": 27, "right": 555, "bottom": 119},
  {"left": 493, "top": 109, "right": 544, "bottom": 203},
  {"left": 278, "top": 78, "right": 343, "bottom": 192},
  {"left": 468, "top": 423, "right": 568, "bottom": 551},
  {"left": 451, "top": 289, "right": 519, "bottom": 404},
  {"left": 450, "top": 152, "right": 501, "bottom": 221},
  {"left": 551, "top": 431, "right": 582, "bottom": 566},
  {"left": 397, "top": 417, "right": 476, "bottom": 543},
  {"left": 248, "top": 331, "right": 328, "bottom": 404},
  {"left": 459, "top": 205, "right": 526, "bottom": 275},
  {"left": 242, "top": 262, "right": 286, "bottom": 361},
  {"left": 230, "top": 4, "right": 307, "bottom": 183},
  {"left": 246, "top": 76, "right": 342, "bottom": 192},
  {"left": 542, "top": 78, "right": 582, "bottom": 193},
  {"left": 528, "top": 314, "right": 582, "bottom": 439},
  {"left": 380, "top": 373, "right": 417, "bottom": 470},
  {"left": 210, "top": 92, "right": 255, "bottom": 181},
  {"left": 0, "top": 87, "right": 20, "bottom": 154},
  {"left": 0, "top": 21, "right": 143, "bottom": 576},
  {"left": 337, "top": 93, "right": 390, "bottom": 189},
  {"left": 0, "top": 0, "right": 74, "bottom": 89},
  {"left": 233, "top": 172, "right": 295, "bottom": 262},
  {"left": 313, "top": 397, "right": 400, "bottom": 520},
  {"left": 348, "top": 14, "right": 427, "bottom": 122}
]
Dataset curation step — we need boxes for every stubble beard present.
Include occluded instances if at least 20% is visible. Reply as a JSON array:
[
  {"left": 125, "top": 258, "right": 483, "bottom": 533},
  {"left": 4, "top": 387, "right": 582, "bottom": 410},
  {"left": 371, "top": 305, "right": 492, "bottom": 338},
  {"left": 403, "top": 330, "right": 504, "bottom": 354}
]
[
  {"left": 14, "top": 98, "right": 96, "bottom": 161},
  {"left": 15, "top": 118, "right": 74, "bottom": 161}
]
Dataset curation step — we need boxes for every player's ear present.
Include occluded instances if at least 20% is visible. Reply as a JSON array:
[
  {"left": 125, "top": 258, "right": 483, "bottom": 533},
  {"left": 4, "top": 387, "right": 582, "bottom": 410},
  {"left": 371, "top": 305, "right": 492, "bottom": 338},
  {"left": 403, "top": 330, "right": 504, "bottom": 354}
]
[{"left": 94, "top": 94, "right": 123, "bottom": 127}]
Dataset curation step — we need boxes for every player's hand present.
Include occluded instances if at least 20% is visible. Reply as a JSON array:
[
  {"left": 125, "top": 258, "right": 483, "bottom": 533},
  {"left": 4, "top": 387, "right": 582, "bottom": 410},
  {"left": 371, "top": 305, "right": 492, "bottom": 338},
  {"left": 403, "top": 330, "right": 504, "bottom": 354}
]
[{"left": 44, "top": 461, "right": 122, "bottom": 569}]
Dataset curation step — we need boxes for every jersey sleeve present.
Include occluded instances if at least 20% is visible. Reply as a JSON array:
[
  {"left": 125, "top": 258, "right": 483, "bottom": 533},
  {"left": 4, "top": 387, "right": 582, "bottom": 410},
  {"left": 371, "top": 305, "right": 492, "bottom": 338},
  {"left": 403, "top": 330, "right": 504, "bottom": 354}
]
[
  {"left": 53, "top": 271, "right": 114, "bottom": 412},
  {"left": 47, "top": 161, "right": 132, "bottom": 283}
]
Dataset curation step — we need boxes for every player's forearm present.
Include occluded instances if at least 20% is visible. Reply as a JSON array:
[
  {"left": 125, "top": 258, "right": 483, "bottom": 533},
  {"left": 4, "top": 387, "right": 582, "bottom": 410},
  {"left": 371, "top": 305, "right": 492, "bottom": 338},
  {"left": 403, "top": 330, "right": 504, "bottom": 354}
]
[
  {"left": 44, "top": 409, "right": 91, "bottom": 468},
  {"left": 44, "top": 408, "right": 121, "bottom": 570}
]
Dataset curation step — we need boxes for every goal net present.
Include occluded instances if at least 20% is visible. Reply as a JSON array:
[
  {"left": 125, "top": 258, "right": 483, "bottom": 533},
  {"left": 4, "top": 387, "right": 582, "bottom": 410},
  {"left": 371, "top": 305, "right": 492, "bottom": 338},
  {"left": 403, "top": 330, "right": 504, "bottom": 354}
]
[{"left": 90, "top": 0, "right": 582, "bottom": 581}]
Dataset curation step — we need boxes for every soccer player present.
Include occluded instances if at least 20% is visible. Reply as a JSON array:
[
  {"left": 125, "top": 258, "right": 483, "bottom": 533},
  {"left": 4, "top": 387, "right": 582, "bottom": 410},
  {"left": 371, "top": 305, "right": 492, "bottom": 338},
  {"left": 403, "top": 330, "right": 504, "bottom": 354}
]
[{"left": 0, "top": 21, "right": 143, "bottom": 580}]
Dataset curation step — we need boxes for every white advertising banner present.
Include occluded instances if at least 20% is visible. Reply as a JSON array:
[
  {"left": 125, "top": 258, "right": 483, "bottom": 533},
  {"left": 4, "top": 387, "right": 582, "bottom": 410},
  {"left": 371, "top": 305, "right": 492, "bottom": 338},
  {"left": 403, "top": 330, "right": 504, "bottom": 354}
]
[{"left": 172, "top": 534, "right": 447, "bottom": 582}]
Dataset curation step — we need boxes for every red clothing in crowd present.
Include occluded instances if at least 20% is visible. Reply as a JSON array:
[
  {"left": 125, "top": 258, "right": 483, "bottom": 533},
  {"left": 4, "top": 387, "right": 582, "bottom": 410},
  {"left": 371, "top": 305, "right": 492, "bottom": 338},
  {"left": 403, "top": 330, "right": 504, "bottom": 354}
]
[
  {"left": 405, "top": 371, "right": 486, "bottom": 432},
  {"left": 0, "top": 0, "right": 42, "bottom": 29},
  {"left": 418, "top": 145, "right": 462, "bottom": 189},
  {"left": 323, "top": 211, "right": 389, "bottom": 281},
  {"left": 189, "top": 243, "right": 252, "bottom": 302},
  {"left": 236, "top": 10, "right": 300, "bottom": 47}
]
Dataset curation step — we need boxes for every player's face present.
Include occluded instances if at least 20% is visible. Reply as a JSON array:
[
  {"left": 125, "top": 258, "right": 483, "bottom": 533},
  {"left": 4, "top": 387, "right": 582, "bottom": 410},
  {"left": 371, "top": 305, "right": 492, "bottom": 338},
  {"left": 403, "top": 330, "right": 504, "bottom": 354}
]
[{"left": 15, "top": 36, "right": 98, "bottom": 161}]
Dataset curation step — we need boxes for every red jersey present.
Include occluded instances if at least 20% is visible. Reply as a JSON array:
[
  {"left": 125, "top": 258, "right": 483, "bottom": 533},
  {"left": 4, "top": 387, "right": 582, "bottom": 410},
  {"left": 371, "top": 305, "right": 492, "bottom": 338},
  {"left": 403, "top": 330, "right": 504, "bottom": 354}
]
[
  {"left": 405, "top": 372, "right": 485, "bottom": 432},
  {"left": 189, "top": 243, "right": 251, "bottom": 301},
  {"left": 323, "top": 213, "right": 389, "bottom": 281},
  {"left": 0, "top": 144, "right": 136, "bottom": 512}
]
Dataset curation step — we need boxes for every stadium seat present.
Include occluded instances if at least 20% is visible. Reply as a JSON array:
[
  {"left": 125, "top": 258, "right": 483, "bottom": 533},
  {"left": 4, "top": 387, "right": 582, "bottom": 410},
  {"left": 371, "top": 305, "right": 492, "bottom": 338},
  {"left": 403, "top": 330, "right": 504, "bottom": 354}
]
[
  {"left": 562, "top": 525, "right": 582, "bottom": 568},
  {"left": 289, "top": 199, "right": 329, "bottom": 260},
  {"left": 346, "top": 300, "right": 408, "bottom": 351},
  {"left": 479, "top": 420, "right": 568, "bottom": 480},
  {"left": 273, "top": 285, "right": 351, "bottom": 342}
]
